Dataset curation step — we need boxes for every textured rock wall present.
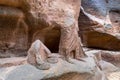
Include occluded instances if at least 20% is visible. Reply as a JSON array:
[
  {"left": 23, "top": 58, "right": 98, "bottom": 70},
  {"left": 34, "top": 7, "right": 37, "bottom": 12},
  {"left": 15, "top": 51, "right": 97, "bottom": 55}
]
[
  {"left": 0, "top": 0, "right": 21, "bottom": 7},
  {"left": 79, "top": 0, "right": 120, "bottom": 51},
  {"left": 109, "top": 10, "right": 120, "bottom": 33},
  {"left": 0, "top": 1, "right": 120, "bottom": 80},
  {"left": 0, "top": 0, "right": 83, "bottom": 57},
  {"left": 0, "top": 6, "right": 28, "bottom": 57}
]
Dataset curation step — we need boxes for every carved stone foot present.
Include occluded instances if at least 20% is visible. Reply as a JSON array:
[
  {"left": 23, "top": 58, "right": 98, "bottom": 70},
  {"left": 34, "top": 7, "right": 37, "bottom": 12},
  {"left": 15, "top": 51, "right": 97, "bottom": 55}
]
[
  {"left": 47, "top": 58, "right": 58, "bottom": 64},
  {"left": 36, "top": 63, "right": 50, "bottom": 70},
  {"left": 66, "top": 58, "right": 74, "bottom": 64},
  {"left": 60, "top": 56, "right": 74, "bottom": 64}
]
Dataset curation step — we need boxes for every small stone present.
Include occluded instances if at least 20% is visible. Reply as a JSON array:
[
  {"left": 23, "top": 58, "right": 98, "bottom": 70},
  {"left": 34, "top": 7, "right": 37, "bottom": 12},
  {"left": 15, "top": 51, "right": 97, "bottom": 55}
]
[{"left": 36, "top": 63, "right": 50, "bottom": 70}]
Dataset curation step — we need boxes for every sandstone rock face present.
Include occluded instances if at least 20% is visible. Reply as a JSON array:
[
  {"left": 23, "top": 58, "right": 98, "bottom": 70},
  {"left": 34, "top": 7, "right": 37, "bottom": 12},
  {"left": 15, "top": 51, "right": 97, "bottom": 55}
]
[
  {"left": 85, "top": 49, "right": 120, "bottom": 63},
  {"left": 109, "top": 10, "right": 120, "bottom": 33},
  {"left": 0, "top": 57, "right": 107, "bottom": 80},
  {"left": 24, "top": 0, "right": 86, "bottom": 63},
  {"left": 23, "top": 0, "right": 86, "bottom": 59},
  {"left": 0, "top": 0, "right": 21, "bottom": 8},
  {"left": 0, "top": 40, "right": 108, "bottom": 80},
  {"left": 84, "top": 49, "right": 120, "bottom": 74},
  {"left": 27, "top": 40, "right": 51, "bottom": 65},
  {"left": 0, "top": 6, "right": 28, "bottom": 57},
  {"left": 0, "top": 0, "right": 85, "bottom": 58},
  {"left": 79, "top": 0, "right": 120, "bottom": 51},
  {"left": 0, "top": 0, "right": 120, "bottom": 80}
]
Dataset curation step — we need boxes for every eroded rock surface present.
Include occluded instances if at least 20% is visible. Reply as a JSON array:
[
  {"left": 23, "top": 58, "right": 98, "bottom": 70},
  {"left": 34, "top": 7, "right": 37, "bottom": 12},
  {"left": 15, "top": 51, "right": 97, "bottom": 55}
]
[
  {"left": 0, "top": 6, "right": 28, "bottom": 57},
  {"left": 0, "top": 0, "right": 86, "bottom": 58},
  {"left": 23, "top": 0, "right": 86, "bottom": 60},
  {"left": 79, "top": 0, "right": 120, "bottom": 51},
  {"left": 0, "top": 57, "right": 107, "bottom": 80},
  {"left": 0, "top": 0, "right": 120, "bottom": 80}
]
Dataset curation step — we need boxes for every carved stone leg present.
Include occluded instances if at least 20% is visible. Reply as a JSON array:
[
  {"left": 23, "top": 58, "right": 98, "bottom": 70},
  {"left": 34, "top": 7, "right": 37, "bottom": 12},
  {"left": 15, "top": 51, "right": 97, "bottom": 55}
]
[
  {"left": 59, "top": 25, "right": 86, "bottom": 63},
  {"left": 75, "top": 46, "right": 80, "bottom": 59},
  {"left": 78, "top": 43, "right": 86, "bottom": 58},
  {"left": 65, "top": 49, "right": 74, "bottom": 64},
  {"left": 27, "top": 40, "right": 51, "bottom": 70}
]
